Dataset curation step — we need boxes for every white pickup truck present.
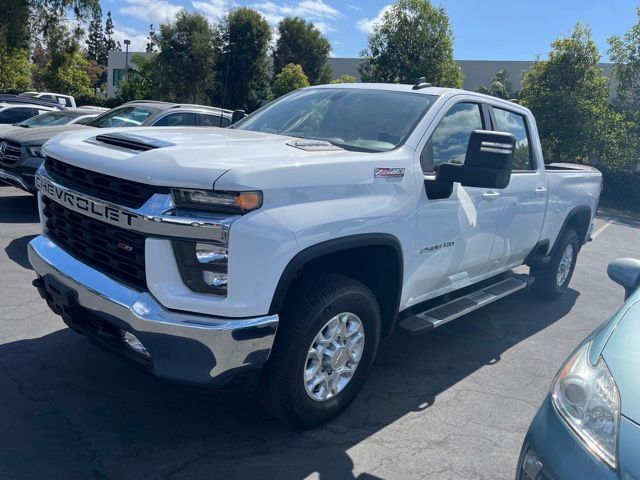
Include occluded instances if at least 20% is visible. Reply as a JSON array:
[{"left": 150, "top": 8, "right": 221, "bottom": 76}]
[{"left": 28, "top": 83, "right": 602, "bottom": 427}]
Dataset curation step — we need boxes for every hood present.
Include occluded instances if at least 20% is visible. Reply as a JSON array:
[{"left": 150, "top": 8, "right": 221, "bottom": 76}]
[
  {"left": 43, "top": 126, "right": 384, "bottom": 190},
  {"left": 599, "top": 297, "right": 640, "bottom": 423},
  {"left": 3, "top": 124, "right": 92, "bottom": 146},
  {"left": 0, "top": 124, "right": 22, "bottom": 138}
]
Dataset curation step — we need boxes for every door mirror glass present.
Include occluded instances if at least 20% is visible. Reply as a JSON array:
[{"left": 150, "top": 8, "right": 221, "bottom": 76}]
[
  {"left": 435, "top": 130, "right": 516, "bottom": 189},
  {"left": 607, "top": 258, "right": 640, "bottom": 300}
]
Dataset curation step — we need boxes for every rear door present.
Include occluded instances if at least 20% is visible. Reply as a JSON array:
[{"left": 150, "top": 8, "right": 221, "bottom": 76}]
[{"left": 488, "top": 105, "right": 547, "bottom": 268}]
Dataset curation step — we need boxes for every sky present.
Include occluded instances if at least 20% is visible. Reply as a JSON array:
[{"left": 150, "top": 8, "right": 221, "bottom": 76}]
[{"left": 101, "top": 0, "right": 638, "bottom": 60}]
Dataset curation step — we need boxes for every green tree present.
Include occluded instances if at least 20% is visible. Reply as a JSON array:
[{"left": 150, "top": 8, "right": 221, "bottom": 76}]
[
  {"left": 43, "top": 50, "right": 93, "bottom": 96},
  {"left": 146, "top": 24, "right": 157, "bottom": 53},
  {"left": 609, "top": 8, "right": 640, "bottom": 109},
  {"left": 86, "top": 6, "right": 105, "bottom": 62},
  {"left": 358, "top": 0, "right": 463, "bottom": 87},
  {"left": 154, "top": 11, "right": 217, "bottom": 103},
  {"left": 476, "top": 70, "right": 514, "bottom": 99},
  {"left": 519, "top": 24, "right": 627, "bottom": 166},
  {"left": 273, "top": 17, "right": 331, "bottom": 85},
  {"left": 330, "top": 74, "right": 357, "bottom": 84},
  {"left": 117, "top": 54, "right": 158, "bottom": 102},
  {"left": 104, "top": 11, "right": 120, "bottom": 55},
  {"left": 272, "top": 63, "right": 310, "bottom": 98},
  {"left": 0, "top": 46, "right": 32, "bottom": 91},
  {"left": 217, "top": 8, "right": 272, "bottom": 111}
]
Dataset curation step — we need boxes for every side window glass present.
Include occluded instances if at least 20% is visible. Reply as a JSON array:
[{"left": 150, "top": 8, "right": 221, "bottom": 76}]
[
  {"left": 152, "top": 112, "right": 197, "bottom": 127},
  {"left": 422, "top": 102, "right": 483, "bottom": 172},
  {"left": 492, "top": 108, "right": 534, "bottom": 170},
  {"left": 202, "top": 114, "right": 229, "bottom": 127}
]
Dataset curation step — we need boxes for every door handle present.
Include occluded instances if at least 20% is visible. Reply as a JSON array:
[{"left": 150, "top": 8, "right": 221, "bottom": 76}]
[
  {"left": 534, "top": 186, "right": 548, "bottom": 198},
  {"left": 482, "top": 191, "right": 500, "bottom": 201}
]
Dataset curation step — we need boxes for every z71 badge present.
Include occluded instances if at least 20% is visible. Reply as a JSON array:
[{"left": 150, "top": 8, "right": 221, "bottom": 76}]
[{"left": 374, "top": 168, "right": 405, "bottom": 178}]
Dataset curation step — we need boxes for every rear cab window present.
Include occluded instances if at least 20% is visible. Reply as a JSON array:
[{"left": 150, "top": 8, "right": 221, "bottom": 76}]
[{"left": 491, "top": 107, "right": 535, "bottom": 171}]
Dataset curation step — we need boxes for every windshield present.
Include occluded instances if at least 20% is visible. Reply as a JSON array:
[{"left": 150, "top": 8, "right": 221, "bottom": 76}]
[
  {"left": 234, "top": 88, "right": 436, "bottom": 152},
  {"left": 18, "top": 111, "right": 78, "bottom": 127},
  {"left": 87, "top": 106, "right": 159, "bottom": 128}
]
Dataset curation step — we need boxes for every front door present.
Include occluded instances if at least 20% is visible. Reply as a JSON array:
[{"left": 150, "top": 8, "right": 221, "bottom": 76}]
[{"left": 407, "top": 101, "right": 501, "bottom": 306}]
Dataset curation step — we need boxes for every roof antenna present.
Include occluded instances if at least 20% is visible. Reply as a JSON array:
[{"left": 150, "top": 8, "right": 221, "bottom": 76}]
[{"left": 412, "top": 77, "right": 432, "bottom": 90}]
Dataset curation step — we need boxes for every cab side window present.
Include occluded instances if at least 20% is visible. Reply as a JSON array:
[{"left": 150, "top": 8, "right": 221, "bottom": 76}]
[
  {"left": 152, "top": 112, "right": 197, "bottom": 127},
  {"left": 492, "top": 108, "right": 534, "bottom": 171},
  {"left": 421, "top": 102, "right": 484, "bottom": 172}
]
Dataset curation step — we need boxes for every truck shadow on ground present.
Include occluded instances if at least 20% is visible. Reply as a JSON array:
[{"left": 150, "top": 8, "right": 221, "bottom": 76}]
[
  {"left": 0, "top": 287, "right": 578, "bottom": 480},
  {"left": 5, "top": 235, "right": 37, "bottom": 270}
]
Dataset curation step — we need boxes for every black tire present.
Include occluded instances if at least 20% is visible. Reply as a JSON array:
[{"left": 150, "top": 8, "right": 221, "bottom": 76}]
[
  {"left": 531, "top": 228, "right": 579, "bottom": 300},
  {"left": 258, "top": 273, "right": 381, "bottom": 428}
]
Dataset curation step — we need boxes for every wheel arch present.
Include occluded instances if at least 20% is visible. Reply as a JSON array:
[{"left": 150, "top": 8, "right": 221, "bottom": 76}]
[
  {"left": 550, "top": 205, "right": 592, "bottom": 256},
  {"left": 269, "top": 233, "right": 404, "bottom": 337}
]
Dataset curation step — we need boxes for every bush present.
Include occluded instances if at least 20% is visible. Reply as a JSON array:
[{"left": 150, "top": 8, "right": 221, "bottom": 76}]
[
  {"left": 271, "top": 63, "right": 310, "bottom": 99},
  {"left": 599, "top": 168, "right": 640, "bottom": 212}
]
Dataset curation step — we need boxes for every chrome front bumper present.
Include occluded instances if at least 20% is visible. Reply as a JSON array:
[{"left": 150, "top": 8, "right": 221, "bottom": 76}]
[
  {"left": 0, "top": 167, "right": 32, "bottom": 192},
  {"left": 28, "top": 234, "right": 279, "bottom": 386}
]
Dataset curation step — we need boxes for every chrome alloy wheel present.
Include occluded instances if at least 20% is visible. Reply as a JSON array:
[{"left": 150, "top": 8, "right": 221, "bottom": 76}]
[
  {"left": 303, "top": 312, "right": 366, "bottom": 402},
  {"left": 557, "top": 243, "right": 574, "bottom": 287}
]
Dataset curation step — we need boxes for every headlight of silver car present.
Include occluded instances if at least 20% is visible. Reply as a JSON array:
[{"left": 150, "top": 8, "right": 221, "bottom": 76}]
[
  {"left": 27, "top": 146, "right": 45, "bottom": 157},
  {"left": 552, "top": 341, "right": 620, "bottom": 468}
]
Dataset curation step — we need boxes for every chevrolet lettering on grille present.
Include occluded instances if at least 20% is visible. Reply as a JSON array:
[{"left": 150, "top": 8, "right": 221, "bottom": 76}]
[{"left": 35, "top": 173, "right": 141, "bottom": 227}]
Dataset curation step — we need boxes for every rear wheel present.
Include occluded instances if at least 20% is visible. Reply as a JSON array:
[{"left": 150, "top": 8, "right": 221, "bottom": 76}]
[
  {"left": 258, "top": 273, "right": 381, "bottom": 428},
  {"left": 531, "top": 228, "right": 579, "bottom": 299}
]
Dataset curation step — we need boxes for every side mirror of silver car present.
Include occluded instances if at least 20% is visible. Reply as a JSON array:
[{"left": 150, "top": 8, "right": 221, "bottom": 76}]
[{"left": 607, "top": 258, "right": 640, "bottom": 300}]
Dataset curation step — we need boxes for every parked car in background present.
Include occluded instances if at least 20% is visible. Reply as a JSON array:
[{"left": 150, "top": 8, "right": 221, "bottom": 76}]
[
  {"left": 0, "top": 95, "right": 63, "bottom": 125},
  {"left": 19, "top": 91, "right": 77, "bottom": 109},
  {"left": 517, "top": 258, "right": 640, "bottom": 479},
  {"left": 0, "top": 101, "right": 237, "bottom": 193},
  {"left": 0, "top": 109, "right": 100, "bottom": 134},
  {"left": 28, "top": 83, "right": 602, "bottom": 427}
]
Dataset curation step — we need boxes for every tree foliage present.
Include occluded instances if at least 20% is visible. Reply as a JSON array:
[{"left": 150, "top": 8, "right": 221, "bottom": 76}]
[
  {"left": 272, "top": 63, "right": 310, "bottom": 98},
  {"left": 476, "top": 70, "right": 514, "bottom": 99},
  {"left": 273, "top": 18, "right": 331, "bottom": 85},
  {"left": 330, "top": 75, "right": 357, "bottom": 84},
  {"left": 146, "top": 24, "right": 157, "bottom": 53},
  {"left": 153, "top": 11, "right": 218, "bottom": 104},
  {"left": 42, "top": 51, "right": 93, "bottom": 96},
  {"left": 0, "top": 46, "right": 32, "bottom": 91},
  {"left": 609, "top": 8, "right": 640, "bottom": 110},
  {"left": 104, "top": 11, "right": 120, "bottom": 54},
  {"left": 217, "top": 8, "right": 272, "bottom": 111},
  {"left": 116, "top": 54, "right": 158, "bottom": 102},
  {"left": 520, "top": 24, "right": 634, "bottom": 170},
  {"left": 358, "top": 0, "right": 463, "bottom": 87},
  {"left": 86, "top": 6, "right": 105, "bottom": 63}
]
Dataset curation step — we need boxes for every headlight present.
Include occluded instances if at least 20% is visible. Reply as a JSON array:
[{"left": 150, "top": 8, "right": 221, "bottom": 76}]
[
  {"left": 552, "top": 341, "right": 620, "bottom": 468},
  {"left": 172, "top": 240, "right": 228, "bottom": 295},
  {"left": 172, "top": 188, "right": 262, "bottom": 214},
  {"left": 27, "top": 146, "right": 45, "bottom": 157}
]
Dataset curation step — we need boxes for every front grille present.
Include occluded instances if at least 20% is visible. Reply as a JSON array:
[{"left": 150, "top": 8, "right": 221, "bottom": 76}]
[
  {"left": 0, "top": 141, "right": 22, "bottom": 166},
  {"left": 42, "top": 196, "right": 147, "bottom": 290},
  {"left": 45, "top": 156, "right": 168, "bottom": 208}
]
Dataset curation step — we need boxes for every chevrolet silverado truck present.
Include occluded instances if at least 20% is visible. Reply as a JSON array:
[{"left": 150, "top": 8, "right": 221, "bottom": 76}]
[{"left": 28, "top": 83, "right": 602, "bottom": 427}]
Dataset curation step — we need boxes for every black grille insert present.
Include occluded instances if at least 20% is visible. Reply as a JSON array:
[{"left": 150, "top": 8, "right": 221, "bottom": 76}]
[
  {"left": 43, "top": 196, "right": 147, "bottom": 290},
  {"left": 45, "top": 156, "right": 169, "bottom": 208},
  {"left": 0, "top": 141, "right": 21, "bottom": 166}
]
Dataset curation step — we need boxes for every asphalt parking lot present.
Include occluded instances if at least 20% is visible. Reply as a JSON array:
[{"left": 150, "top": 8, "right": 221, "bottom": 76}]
[{"left": 0, "top": 185, "right": 638, "bottom": 480}]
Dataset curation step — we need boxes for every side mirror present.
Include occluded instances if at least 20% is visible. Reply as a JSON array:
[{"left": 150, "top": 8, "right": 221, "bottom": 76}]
[
  {"left": 231, "top": 110, "right": 246, "bottom": 124},
  {"left": 436, "top": 130, "right": 516, "bottom": 189},
  {"left": 607, "top": 258, "right": 640, "bottom": 300}
]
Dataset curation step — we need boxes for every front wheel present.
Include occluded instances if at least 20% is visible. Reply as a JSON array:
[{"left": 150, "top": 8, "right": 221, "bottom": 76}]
[
  {"left": 258, "top": 273, "right": 381, "bottom": 428},
  {"left": 531, "top": 228, "right": 579, "bottom": 299}
]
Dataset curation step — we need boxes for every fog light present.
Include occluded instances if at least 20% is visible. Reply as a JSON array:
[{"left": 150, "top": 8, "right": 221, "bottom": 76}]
[
  {"left": 202, "top": 271, "right": 228, "bottom": 288},
  {"left": 520, "top": 447, "right": 543, "bottom": 480},
  {"left": 120, "top": 330, "right": 150, "bottom": 358}
]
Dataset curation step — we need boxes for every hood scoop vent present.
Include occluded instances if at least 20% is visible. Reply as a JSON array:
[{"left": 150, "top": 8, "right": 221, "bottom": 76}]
[{"left": 92, "top": 132, "right": 175, "bottom": 152}]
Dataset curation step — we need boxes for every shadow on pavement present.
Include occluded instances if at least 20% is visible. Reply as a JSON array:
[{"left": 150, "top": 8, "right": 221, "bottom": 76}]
[
  {"left": 5, "top": 235, "right": 37, "bottom": 270},
  {"left": 0, "top": 191, "right": 39, "bottom": 224},
  {"left": 0, "top": 287, "right": 578, "bottom": 480}
]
